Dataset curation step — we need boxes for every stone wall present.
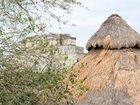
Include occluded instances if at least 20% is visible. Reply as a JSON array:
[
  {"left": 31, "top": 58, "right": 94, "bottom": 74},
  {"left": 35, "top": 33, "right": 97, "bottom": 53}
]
[
  {"left": 59, "top": 45, "right": 85, "bottom": 66},
  {"left": 46, "top": 33, "right": 77, "bottom": 46},
  {"left": 18, "top": 33, "right": 85, "bottom": 70},
  {"left": 22, "top": 33, "right": 77, "bottom": 47}
]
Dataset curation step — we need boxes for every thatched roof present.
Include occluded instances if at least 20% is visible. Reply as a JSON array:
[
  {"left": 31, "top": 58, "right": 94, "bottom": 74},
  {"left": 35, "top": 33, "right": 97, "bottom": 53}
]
[{"left": 86, "top": 14, "right": 140, "bottom": 51}]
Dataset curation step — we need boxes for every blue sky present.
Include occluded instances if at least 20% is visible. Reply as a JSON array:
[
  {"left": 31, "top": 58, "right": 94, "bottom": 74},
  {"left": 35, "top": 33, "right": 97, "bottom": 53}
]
[{"left": 48, "top": 0, "right": 140, "bottom": 50}]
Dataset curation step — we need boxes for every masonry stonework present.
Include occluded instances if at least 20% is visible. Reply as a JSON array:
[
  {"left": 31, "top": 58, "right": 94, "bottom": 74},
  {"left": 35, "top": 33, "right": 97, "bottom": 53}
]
[{"left": 19, "top": 33, "right": 85, "bottom": 70}]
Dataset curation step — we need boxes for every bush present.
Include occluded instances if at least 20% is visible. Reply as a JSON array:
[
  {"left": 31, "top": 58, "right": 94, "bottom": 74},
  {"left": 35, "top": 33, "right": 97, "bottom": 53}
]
[
  {"left": 0, "top": 66, "right": 74, "bottom": 105},
  {"left": 0, "top": 41, "right": 74, "bottom": 105}
]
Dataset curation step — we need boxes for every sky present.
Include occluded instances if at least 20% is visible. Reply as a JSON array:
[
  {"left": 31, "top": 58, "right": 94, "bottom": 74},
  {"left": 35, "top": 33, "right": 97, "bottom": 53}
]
[{"left": 48, "top": 0, "right": 140, "bottom": 51}]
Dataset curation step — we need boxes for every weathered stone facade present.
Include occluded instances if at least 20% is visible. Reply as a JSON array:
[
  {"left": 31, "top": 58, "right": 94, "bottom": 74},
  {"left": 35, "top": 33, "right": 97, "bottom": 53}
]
[
  {"left": 18, "top": 33, "right": 85, "bottom": 70},
  {"left": 22, "top": 33, "right": 77, "bottom": 47}
]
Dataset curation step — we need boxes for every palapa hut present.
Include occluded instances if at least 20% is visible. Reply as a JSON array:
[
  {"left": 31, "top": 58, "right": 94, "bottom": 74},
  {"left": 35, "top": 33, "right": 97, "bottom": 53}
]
[{"left": 72, "top": 14, "right": 140, "bottom": 105}]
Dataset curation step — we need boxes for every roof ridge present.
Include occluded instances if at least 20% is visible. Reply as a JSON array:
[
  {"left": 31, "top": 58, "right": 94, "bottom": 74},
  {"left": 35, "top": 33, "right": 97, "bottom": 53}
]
[{"left": 108, "top": 13, "right": 122, "bottom": 18}]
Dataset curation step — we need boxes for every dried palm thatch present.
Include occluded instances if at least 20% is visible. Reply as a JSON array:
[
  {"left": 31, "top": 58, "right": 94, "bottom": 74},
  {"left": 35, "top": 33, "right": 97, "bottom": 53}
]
[
  {"left": 70, "top": 14, "right": 140, "bottom": 105},
  {"left": 73, "top": 49, "right": 140, "bottom": 105},
  {"left": 86, "top": 14, "right": 140, "bottom": 51}
]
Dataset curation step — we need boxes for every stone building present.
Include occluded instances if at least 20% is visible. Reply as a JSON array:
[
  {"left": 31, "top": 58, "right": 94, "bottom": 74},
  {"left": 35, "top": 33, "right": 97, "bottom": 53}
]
[
  {"left": 46, "top": 33, "right": 76, "bottom": 46},
  {"left": 22, "top": 33, "right": 77, "bottom": 47},
  {"left": 18, "top": 33, "right": 85, "bottom": 70}
]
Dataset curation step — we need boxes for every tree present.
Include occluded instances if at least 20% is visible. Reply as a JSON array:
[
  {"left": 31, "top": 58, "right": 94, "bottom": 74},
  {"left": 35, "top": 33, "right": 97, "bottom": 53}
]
[
  {"left": 0, "top": 0, "right": 81, "bottom": 104},
  {"left": 0, "top": 0, "right": 81, "bottom": 70},
  {"left": 0, "top": 0, "right": 80, "bottom": 41}
]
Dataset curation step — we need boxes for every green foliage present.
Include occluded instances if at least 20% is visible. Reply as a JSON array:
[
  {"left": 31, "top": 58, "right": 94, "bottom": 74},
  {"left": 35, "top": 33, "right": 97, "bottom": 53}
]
[
  {"left": 0, "top": 69, "right": 39, "bottom": 105},
  {"left": 0, "top": 65, "right": 74, "bottom": 105},
  {"left": 0, "top": 38, "right": 75, "bottom": 105},
  {"left": 0, "top": 0, "right": 81, "bottom": 104}
]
